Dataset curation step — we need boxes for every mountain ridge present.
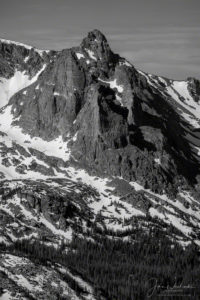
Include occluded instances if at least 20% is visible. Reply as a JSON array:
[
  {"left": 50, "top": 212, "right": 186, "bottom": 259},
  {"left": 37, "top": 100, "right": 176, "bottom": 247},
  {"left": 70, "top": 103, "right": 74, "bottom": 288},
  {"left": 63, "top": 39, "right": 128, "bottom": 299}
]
[
  {"left": 1, "top": 30, "right": 200, "bottom": 185},
  {"left": 1, "top": 29, "right": 200, "bottom": 299}
]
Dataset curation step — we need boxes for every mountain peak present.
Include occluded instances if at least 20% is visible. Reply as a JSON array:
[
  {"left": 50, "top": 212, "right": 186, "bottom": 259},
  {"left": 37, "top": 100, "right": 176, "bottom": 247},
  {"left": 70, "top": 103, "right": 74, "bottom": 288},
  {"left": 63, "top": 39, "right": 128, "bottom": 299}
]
[
  {"left": 86, "top": 29, "right": 108, "bottom": 42},
  {"left": 83, "top": 29, "right": 107, "bottom": 43},
  {"left": 80, "top": 29, "right": 113, "bottom": 61}
]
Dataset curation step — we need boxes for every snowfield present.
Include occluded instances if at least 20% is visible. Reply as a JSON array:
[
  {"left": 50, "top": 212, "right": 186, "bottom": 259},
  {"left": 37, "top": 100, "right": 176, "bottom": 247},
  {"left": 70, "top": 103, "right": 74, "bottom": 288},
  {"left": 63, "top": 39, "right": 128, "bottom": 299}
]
[
  {"left": 130, "top": 181, "right": 200, "bottom": 244},
  {"left": 166, "top": 81, "right": 200, "bottom": 128},
  {"left": 0, "top": 64, "right": 46, "bottom": 109},
  {"left": 0, "top": 106, "right": 71, "bottom": 162}
]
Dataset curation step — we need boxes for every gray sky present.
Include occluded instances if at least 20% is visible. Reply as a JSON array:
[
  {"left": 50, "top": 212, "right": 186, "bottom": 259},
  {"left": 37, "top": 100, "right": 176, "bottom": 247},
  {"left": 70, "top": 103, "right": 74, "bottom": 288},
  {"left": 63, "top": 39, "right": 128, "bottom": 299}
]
[{"left": 0, "top": 0, "right": 200, "bottom": 80}]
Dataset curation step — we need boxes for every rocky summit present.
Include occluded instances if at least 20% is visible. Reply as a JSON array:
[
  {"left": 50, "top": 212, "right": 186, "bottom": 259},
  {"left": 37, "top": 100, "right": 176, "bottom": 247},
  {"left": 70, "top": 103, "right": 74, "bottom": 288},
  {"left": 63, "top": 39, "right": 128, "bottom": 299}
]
[{"left": 1, "top": 30, "right": 200, "bottom": 299}]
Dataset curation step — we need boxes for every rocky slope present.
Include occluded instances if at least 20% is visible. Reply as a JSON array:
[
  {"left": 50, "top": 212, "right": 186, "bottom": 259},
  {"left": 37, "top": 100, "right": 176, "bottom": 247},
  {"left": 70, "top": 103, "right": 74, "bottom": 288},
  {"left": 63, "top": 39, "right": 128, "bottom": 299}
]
[{"left": 1, "top": 29, "right": 200, "bottom": 299}]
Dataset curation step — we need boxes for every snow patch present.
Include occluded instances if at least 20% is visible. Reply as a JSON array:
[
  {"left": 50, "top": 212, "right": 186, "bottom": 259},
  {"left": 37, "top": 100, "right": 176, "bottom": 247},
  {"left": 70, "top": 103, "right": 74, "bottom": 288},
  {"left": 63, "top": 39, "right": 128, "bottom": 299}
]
[
  {"left": 0, "top": 236, "right": 9, "bottom": 245},
  {"left": 98, "top": 78, "right": 124, "bottom": 93},
  {"left": 85, "top": 49, "right": 97, "bottom": 61},
  {"left": 65, "top": 167, "right": 145, "bottom": 228},
  {"left": 53, "top": 91, "right": 60, "bottom": 96},
  {"left": 24, "top": 56, "right": 29, "bottom": 63},
  {"left": 119, "top": 60, "right": 132, "bottom": 67},
  {"left": 39, "top": 214, "right": 73, "bottom": 242},
  {"left": 0, "top": 64, "right": 46, "bottom": 108},
  {"left": 158, "top": 76, "right": 167, "bottom": 86},
  {"left": 0, "top": 106, "right": 71, "bottom": 162},
  {"left": 0, "top": 291, "right": 12, "bottom": 300},
  {"left": 130, "top": 181, "right": 200, "bottom": 239},
  {"left": 173, "top": 81, "right": 193, "bottom": 102},
  {"left": 58, "top": 265, "right": 95, "bottom": 300},
  {"left": 194, "top": 146, "right": 200, "bottom": 156},
  {"left": 166, "top": 81, "right": 200, "bottom": 128},
  {"left": 154, "top": 158, "right": 161, "bottom": 165},
  {"left": 76, "top": 52, "right": 85, "bottom": 60},
  {"left": 72, "top": 132, "right": 78, "bottom": 142}
]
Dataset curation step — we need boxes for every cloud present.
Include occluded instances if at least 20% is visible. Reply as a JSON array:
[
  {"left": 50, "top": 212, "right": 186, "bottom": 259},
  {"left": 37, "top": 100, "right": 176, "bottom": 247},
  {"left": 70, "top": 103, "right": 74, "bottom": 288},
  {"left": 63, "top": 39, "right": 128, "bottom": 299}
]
[{"left": 107, "top": 27, "right": 200, "bottom": 79}]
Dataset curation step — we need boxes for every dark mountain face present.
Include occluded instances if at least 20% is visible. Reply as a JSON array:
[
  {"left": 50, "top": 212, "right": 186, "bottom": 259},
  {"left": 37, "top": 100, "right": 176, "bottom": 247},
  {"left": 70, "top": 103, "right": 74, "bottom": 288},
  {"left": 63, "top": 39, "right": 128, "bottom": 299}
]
[{"left": 1, "top": 30, "right": 200, "bottom": 299}]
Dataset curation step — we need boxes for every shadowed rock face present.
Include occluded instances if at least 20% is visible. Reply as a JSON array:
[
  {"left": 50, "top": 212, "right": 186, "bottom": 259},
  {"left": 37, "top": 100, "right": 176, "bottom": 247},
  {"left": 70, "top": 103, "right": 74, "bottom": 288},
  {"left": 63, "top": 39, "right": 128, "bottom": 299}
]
[
  {"left": 188, "top": 77, "right": 200, "bottom": 102},
  {"left": 1, "top": 29, "right": 200, "bottom": 193},
  {"left": 10, "top": 49, "right": 86, "bottom": 139}
]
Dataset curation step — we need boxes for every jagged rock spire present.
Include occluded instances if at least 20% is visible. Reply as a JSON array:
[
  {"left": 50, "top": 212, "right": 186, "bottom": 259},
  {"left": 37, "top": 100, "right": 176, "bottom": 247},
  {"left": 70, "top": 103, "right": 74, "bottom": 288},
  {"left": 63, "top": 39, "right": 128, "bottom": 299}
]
[{"left": 81, "top": 29, "right": 114, "bottom": 61}]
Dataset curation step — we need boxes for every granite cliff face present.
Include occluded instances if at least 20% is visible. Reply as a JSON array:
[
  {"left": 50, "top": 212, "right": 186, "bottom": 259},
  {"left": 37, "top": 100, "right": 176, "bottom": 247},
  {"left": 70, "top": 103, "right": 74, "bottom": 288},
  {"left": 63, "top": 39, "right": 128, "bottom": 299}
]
[{"left": 1, "top": 30, "right": 200, "bottom": 298}]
